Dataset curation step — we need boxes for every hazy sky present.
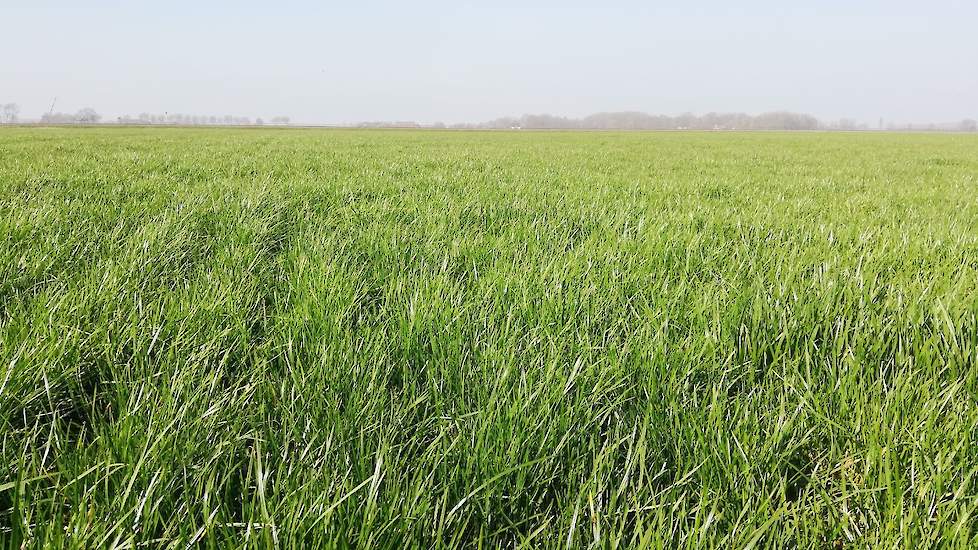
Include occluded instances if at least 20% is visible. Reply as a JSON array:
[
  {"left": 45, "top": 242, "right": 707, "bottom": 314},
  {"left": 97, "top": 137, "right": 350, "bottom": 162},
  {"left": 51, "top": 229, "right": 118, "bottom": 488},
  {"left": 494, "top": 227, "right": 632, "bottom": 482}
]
[{"left": 4, "top": 0, "right": 976, "bottom": 124}]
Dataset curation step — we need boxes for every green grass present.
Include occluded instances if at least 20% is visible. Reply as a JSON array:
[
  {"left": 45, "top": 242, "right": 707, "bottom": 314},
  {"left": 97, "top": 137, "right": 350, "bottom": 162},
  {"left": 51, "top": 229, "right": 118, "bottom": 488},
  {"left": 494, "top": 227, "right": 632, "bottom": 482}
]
[{"left": 1, "top": 127, "right": 977, "bottom": 548}]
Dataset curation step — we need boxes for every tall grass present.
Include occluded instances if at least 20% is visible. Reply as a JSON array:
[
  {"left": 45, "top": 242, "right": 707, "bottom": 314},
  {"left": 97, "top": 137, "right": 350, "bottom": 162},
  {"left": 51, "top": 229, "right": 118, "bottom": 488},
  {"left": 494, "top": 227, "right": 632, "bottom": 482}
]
[{"left": 1, "top": 128, "right": 977, "bottom": 547}]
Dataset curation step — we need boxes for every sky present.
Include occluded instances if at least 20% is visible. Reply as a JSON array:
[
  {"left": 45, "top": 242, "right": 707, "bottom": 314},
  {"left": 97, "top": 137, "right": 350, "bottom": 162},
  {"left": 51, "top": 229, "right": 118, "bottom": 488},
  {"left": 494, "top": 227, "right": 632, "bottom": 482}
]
[{"left": 3, "top": 0, "right": 976, "bottom": 124}]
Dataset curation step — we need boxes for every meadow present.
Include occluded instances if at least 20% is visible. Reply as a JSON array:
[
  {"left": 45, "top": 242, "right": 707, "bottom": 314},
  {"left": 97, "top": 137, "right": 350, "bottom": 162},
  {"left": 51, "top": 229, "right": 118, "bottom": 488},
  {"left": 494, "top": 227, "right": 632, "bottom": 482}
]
[{"left": 1, "top": 127, "right": 977, "bottom": 548}]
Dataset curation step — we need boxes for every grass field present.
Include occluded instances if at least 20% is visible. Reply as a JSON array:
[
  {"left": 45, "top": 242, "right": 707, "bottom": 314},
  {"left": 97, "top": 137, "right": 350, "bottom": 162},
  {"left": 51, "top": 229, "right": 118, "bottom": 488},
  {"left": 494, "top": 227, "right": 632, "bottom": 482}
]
[{"left": 1, "top": 127, "right": 977, "bottom": 548}]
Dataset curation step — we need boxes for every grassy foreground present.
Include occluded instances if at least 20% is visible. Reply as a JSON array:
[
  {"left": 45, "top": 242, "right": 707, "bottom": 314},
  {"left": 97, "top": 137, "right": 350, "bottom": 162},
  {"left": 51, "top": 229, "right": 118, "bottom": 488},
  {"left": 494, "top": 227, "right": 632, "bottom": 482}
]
[{"left": 1, "top": 128, "right": 977, "bottom": 548}]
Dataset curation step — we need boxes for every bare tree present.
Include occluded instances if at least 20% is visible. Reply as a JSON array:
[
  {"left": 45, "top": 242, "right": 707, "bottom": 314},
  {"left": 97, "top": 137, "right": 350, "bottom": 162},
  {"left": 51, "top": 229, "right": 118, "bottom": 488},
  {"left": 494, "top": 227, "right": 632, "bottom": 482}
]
[
  {"left": 75, "top": 108, "right": 101, "bottom": 123},
  {"left": 2, "top": 103, "right": 20, "bottom": 123}
]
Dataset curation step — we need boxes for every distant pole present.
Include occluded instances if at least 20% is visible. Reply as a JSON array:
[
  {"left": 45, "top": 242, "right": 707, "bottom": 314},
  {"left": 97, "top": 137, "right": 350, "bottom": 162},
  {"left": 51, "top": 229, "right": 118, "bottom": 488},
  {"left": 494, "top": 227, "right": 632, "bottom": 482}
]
[{"left": 48, "top": 97, "right": 57, "bottom": 116}]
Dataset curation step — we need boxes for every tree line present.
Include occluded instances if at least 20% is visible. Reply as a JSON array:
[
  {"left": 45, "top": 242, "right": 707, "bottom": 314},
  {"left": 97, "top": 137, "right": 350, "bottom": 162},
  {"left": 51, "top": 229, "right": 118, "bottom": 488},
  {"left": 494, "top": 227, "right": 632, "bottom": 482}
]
[
  {"left": 459, "top": 111, "right": 822, "bottom": 131},
  {"left": 453, "top": 111, "right": 978, "bottom": 131},
  {"left": 116, "top": 114, "right": 291, "bottom": 126},
  {"left": 40, "top": 108, "right": 103, "bottom": 124},
  {"left": 0, "top": 103, "right": 290, "bottom": 126},
  {"left": 358, "top": 111, "right": 978, "bottom": 132},
  {"left": 3, "top": 101, "right": 975, "bottom": 131}
]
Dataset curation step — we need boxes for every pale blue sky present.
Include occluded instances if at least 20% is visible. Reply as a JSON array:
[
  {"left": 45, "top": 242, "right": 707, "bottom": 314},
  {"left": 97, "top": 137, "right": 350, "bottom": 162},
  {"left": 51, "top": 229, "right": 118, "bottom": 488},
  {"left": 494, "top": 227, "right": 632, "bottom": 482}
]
[{"left": 4, "top": 0, "right": 976, "bottom": 124}]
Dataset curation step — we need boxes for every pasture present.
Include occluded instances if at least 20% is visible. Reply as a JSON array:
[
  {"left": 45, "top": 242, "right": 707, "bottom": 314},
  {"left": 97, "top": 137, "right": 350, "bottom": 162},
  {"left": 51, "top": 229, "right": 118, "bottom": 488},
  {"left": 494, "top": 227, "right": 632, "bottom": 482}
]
[{"left": 1, "top": 128, "right": 977, "bottom": 547}]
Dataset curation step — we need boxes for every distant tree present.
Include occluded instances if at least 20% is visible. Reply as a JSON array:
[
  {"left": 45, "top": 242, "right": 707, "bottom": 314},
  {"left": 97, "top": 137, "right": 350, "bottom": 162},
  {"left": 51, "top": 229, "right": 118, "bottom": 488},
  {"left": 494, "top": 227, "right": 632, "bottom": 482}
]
[
  {"left": 271, "top": 116, "right": 290, "bottom": 125},
  {"left": 255, "top": 118, "right": 264, "bottom": 126},
  {"left": 2, "top": 103, "right": 20, "bottom": 123},
  {"left": 960, "top": 119, "right": 977, "bottom": 132},
  {"left": 75, "top": 108, "right": 101, "bottom": 123}
]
